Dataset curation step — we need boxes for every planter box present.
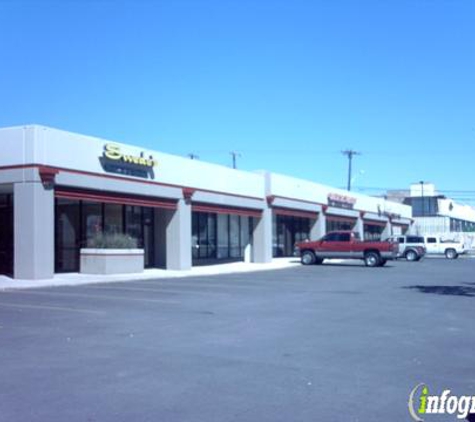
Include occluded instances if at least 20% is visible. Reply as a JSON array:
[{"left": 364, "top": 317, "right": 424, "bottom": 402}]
[{"left": 80, "top": 249, "right": 144, "bottom": 275}]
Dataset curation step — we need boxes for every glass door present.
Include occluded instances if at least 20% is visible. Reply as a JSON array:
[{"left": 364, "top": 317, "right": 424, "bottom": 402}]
[
  {"left": 55, "top": 198, "right": 81, "bottom": 272},
  {"left": 142, "top": 207, "right": 155, "bottom": 268}
]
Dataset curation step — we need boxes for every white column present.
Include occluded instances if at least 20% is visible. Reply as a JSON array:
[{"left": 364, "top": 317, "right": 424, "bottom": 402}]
[
  {"left": 14, "top": 182, "right": 54, "bottom": 279},
  {"left": 252, "top": 206, "right": 272, "bottom": 263},
  {"left": 355, "top": 216, "right": 364, "bottom": 239},
  {"left": 165, "top": 199, "right": 192, "bottom": 270},
  {"left": 310, "top": 213, "right": 326, "bottom": 240},
  {"left": 381, "top": 220, "right": 392, "bottom": 239}
]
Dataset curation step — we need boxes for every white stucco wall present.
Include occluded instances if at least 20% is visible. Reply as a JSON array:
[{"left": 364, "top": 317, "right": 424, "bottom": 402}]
[
  {"left": 0, "top": 125, "right": 265, "bottom": 199},
  {"left": 267, "top": 172, "right": 411, "bottom": 218}
]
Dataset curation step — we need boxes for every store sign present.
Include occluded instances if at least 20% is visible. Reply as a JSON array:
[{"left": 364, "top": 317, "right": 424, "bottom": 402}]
[
  {"left": 327, "top": 193, "right": 356, "bottom": 210},
  {"left": 99, "top": 144, "right": 158, "bottom": 179}
]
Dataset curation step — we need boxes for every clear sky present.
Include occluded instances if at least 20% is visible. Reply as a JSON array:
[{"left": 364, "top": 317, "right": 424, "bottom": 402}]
[{"left": 1, "top": 0, "right": 474, "bottom": 202}]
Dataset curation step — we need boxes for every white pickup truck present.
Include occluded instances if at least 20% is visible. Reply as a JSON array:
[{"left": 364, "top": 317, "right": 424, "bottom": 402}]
[{"left": 423, "top": 236, "right": 466, "bottom": 259}]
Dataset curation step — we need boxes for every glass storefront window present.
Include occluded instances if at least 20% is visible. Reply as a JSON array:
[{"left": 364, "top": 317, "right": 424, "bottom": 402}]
[
  {"left": 104, "top": 203, "right": 123, "bottom": 234},
  {"left": 217, "top": 214, "right": 229, "bottom": 259},
  {"left": 142, "top": 207, "right": 154, "bottom": 267},
  {"left": 326, "top": 219, "right": 354, "bottom": 232},
  {"left": 56, "top": 198, "right": 80, "bottom": 272},
  {"left": 229, "top": 215, "right": 240, "bottom": 258},
  {"left": 56, "top": 199, "right": 157, "bottom": 272},
  {"left": 125, "top": 205, "right": 143, "bottom": 244},
  {"left": 192, "top": 212, "right": 253, "bottom": 263},
  {"left": 363, "top": 224, "right": 384, "bottom": 241},
  {"left": 82, "top": 201, "right": 103, "bottom": 246},
  {"left": 207, "top": 213, "right": 217, "bottom": 259},
  {"left": 273, "top": 215, "right": 312, "bottom": 257},
  {"left": 240, "top": 216, "right": 250, "bottom": 251}
]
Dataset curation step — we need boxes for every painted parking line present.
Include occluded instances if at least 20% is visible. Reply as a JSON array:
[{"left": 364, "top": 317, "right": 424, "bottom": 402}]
[
  {"left": 0, "top": 302, "right": 105, "bottom": 315},
  {"left": 0, "top": 290, "right": 180, "bottom": 305}
]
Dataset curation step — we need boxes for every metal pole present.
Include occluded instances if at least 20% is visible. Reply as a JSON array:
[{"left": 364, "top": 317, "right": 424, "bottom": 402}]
[
  {"left": 420, "top": 181, "right": 424, "bottom": 217},
  {"left": 341, "top": 149, "right": 361, "bottom": 191},
  {"left": 230, "top": 151, "right": 241, "bottom": 169},
  {"left": 347, "top": 153, "right": 353, "bottom": 191}
]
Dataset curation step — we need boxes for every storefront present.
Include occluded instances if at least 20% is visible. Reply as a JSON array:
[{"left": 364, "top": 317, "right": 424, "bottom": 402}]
[
  {"left": 272, "top": 209, "right": 315, "bottom": 257},
  {"left": 363, "top": 220, "right": 386, "bottom": 241},
  {"left": 54, "top": 189, "right": 177, "bottom": 272},
  {"left": 326, "top": 215, "right": 357, "bottom": 232},
  {"left": 191, "top": 204, "right": 260, "bottom": 265},
  {"left": 0, "top": 125, "right": 413, "bottom": 280}
]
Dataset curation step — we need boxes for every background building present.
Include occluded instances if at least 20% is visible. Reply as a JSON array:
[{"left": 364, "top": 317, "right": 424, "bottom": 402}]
[{"left": 386, "top": 183, "right": 475, "bottom": 249}]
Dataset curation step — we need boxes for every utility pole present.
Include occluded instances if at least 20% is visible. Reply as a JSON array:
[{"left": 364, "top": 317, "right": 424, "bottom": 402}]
[
  {"left": 187, "top": 153, "right": 199, "bottom": 160},
  {"left": 420, "top": 180, "right": 425, "bottom": 217},
  {"left": 230, "top": 151, "right": 241, "bottom": 169},
  {"left": 341, "top": 149, "right": 361, "bottom": 191}
]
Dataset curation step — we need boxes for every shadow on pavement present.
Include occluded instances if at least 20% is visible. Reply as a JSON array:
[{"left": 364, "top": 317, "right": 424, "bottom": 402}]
[
  {"left": 322, "top": 263, "right": 394, "bottom": 268},
  {"left": 404, "top": 285, "right": 475, "bottom": 297}
]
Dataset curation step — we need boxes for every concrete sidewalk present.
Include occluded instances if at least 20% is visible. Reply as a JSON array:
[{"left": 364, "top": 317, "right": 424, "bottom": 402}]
[{"left": 0, "top": 258, "right": 301, "bottom": 290}]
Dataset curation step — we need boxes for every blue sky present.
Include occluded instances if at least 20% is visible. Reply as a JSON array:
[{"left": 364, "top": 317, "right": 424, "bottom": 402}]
[{"left": 1, "top": 0, "right": 474, "bottom": 202}]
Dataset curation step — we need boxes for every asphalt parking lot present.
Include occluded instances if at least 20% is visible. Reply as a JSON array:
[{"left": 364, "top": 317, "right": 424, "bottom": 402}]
[{"left": 0, "top": 258, "right": 474, "bottom": 422}]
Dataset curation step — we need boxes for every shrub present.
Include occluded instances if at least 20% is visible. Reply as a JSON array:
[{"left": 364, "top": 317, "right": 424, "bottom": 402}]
[{"left": 87, "top": 232, "right": 138, "bottom": 249}]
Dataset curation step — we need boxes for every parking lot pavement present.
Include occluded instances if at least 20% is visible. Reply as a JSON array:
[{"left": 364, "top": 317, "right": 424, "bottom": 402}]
[{"left": 0, "top": 259, "right": 474, "bottom": 422}]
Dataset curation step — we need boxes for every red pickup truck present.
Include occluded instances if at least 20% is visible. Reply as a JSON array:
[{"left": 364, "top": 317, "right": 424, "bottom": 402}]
[{"left": 295, "top": 231, "right": 398, "bottom": 267}]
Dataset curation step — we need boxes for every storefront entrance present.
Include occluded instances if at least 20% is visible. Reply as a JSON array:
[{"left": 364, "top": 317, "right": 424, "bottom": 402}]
[
  {"left": 191, "top": 211, "right": 254, "bottom": 265},
  {"left": 363, "top": 221, "right": 386, "bottom": 241},
  {"left": 273, "top": 214, "right": 311, "bottom": 257},
  {"left": 0, "top": 193, "right": 13, "bottom": 276},
  {"left": 326, "top": 216, "right": 356, "bottom": 232},
  {"left": 55, "top": 194, "right": 166, "bottom": 273}
]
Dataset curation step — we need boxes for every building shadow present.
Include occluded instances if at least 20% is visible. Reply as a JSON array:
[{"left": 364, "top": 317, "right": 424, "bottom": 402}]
[{"left": 403, "top": 285, "right": 475, "bottom": 297}]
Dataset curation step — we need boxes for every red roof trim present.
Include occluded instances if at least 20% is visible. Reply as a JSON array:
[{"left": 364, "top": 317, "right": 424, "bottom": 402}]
[
  {"left": 192, "top": 203, "right": 262, "bottom": 218},
  {"left": 0, "top": 164, "right": 264, "bottom": 202},
  {"left": 273, "top": 207, "right": 318, "bottom": 219},
  {"left": 55, "top": 189, "right": 177, "bottom": 210}
]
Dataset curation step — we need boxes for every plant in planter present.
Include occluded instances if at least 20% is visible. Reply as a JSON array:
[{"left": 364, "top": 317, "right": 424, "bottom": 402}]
[
  {"left": 80, "top": 232, "right": 144, "bottom": 275},
  {"left": 87, "top": 232, "right": 138, "bottom": 249}
]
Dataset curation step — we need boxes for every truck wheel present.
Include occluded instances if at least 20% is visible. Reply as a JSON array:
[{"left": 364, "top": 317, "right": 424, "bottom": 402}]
[
  {"left": 364, "top": 252, "right": 381, "bottom": 267},
  {"left": 301, "top": 250, "right": 316, "bottom": 265},
  {"left": 405, "top": 250, "right": 418, "bottom": 262},
  {"left": 445, "top": 248, "right": 458, "bottom": 259}
]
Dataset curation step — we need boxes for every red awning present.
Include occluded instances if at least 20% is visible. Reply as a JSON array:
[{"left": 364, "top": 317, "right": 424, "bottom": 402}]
[
  {"left": 192, "top": 204, "right": 262, "bottom": 218},
  {"left": 55, "top": 189, "right": 177, "bottom": 210},
  {"left": 273, "top": 207, "right": 318, "bottom": 220}
]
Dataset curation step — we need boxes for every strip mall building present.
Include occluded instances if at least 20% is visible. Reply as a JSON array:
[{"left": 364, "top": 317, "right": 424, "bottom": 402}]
[{"left": 0, "top": 125, "right": 413, "bottom": 280}]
